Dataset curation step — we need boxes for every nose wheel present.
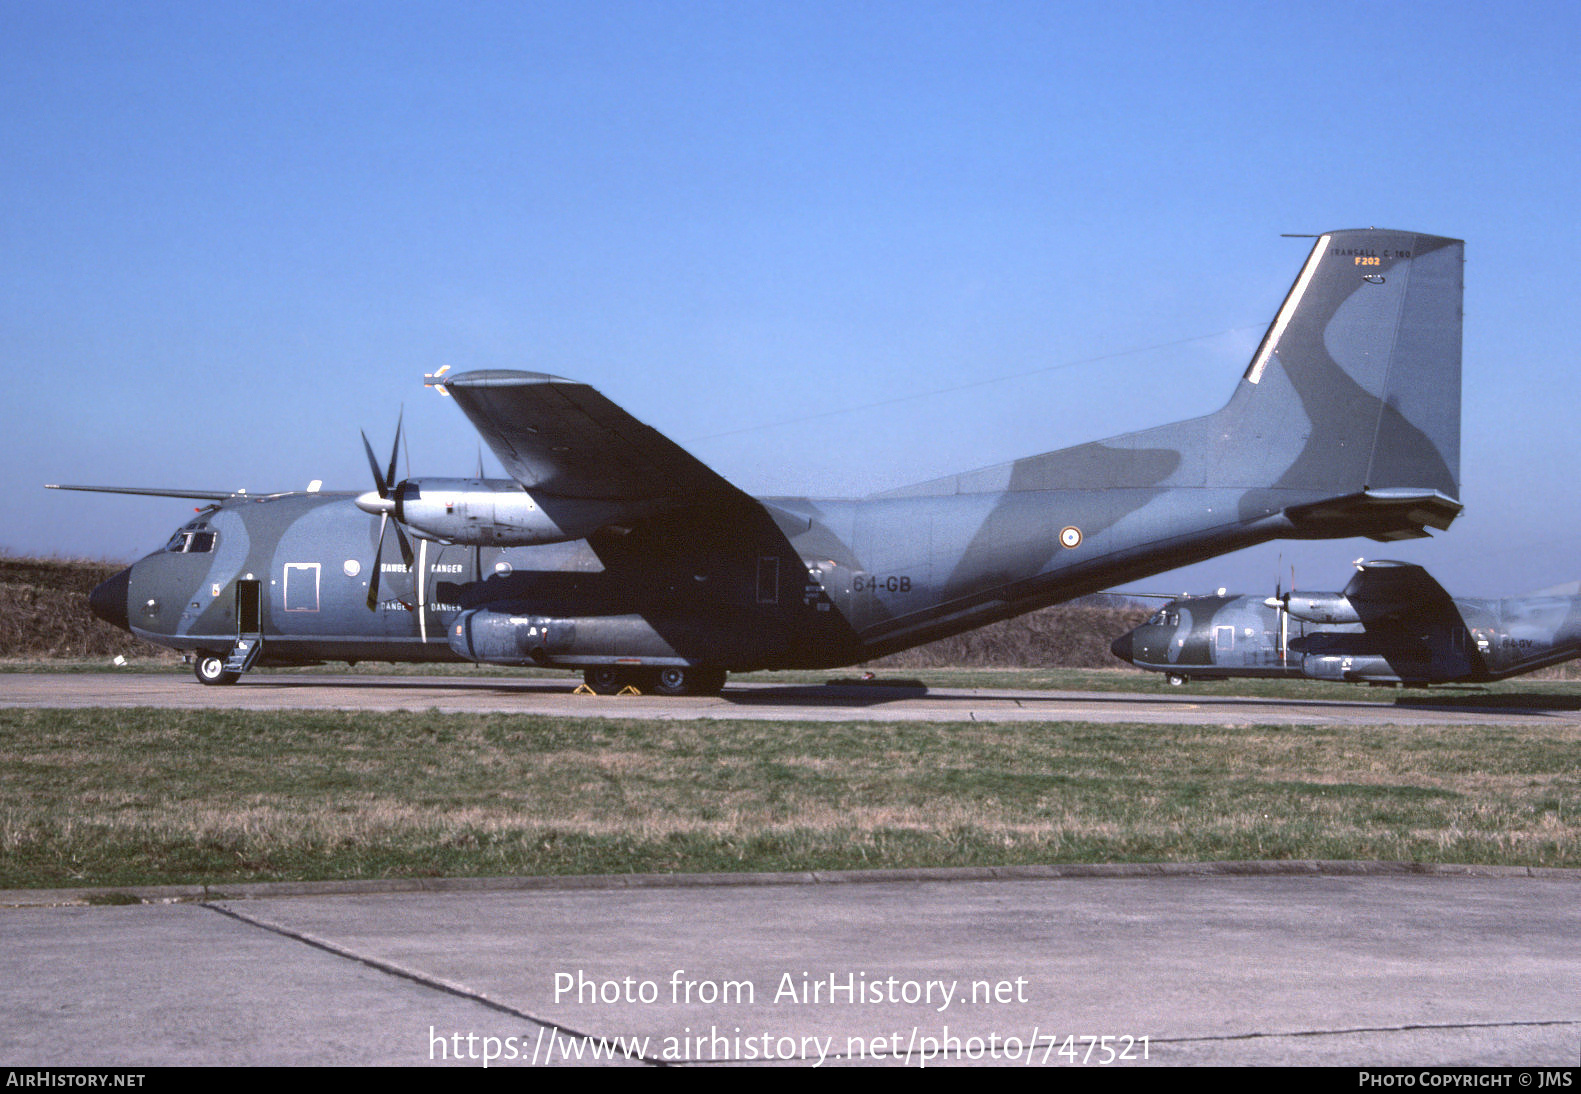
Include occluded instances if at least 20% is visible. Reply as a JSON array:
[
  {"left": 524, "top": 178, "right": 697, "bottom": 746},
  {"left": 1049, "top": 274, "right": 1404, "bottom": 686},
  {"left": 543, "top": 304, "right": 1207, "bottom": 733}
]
[
  {"left": 1165, "top": 672, "right": 1190, "bottom": 687},
  {"left": 194, "top": 654, "right": 240, "bottom": 686}
]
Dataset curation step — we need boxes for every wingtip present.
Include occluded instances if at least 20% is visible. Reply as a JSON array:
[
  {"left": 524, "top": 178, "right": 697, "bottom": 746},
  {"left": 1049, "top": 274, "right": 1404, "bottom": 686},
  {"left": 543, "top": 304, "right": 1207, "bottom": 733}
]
[{"left": 442, "top": 369, "right": 579, "bottom": 389}]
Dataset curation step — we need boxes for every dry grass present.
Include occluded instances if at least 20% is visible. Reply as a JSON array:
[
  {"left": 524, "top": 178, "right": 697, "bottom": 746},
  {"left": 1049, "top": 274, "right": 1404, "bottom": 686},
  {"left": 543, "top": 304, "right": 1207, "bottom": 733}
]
[
  {"left": 0, "top": 555, "right": 165, "bottom": 660},
  {"left": 2, "top": 709, "right": 1576, "bottom": 888}
]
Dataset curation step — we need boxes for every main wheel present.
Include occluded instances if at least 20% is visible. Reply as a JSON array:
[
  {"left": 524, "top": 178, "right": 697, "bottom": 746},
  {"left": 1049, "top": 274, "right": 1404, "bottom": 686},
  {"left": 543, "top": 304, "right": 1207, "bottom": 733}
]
[
  {"left": 1165, "top": 673, "right": 1190, "bottom": 687},
  {"left": 194, "top": 654, "right": 240, "bottom": 686},
  {"left": 652, "top": 667, "right": 727, "bottom": 697},
  {"left": 583, "top": 666, "right": 629, "bottom": 695},
  {"left": 652, "top": 667, "right": 691, "bottom": 696}
]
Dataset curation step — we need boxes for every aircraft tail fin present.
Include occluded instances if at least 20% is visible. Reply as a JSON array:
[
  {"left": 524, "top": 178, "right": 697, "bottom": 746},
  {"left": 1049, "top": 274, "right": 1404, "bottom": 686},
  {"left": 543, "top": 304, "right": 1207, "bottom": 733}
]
[
  {"left": 1241, "top": 229, "right": 1464, "bottom": 487},
  {"left": 1208, "top": 228, "right": 1464, "bottom": 539}
]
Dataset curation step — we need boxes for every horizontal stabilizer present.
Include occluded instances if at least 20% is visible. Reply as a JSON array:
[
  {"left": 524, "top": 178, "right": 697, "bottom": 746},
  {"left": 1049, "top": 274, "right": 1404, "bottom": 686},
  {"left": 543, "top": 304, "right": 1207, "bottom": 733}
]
[
  {"left": 46, "top": 484, "right": 246, "bottom": 501},
  {"left": 1283, "top": 488, "right": 1462, "bottom": 542}
]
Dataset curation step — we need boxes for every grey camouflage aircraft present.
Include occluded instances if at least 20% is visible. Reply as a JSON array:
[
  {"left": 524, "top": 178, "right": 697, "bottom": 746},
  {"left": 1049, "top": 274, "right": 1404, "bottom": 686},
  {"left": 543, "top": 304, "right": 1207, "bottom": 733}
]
[
  {"left": 1109, "top": 559, "right": 1581, "bottom": 687},
  {"left": 64, "top": 228, "right": 1464, "bottom": 696}
]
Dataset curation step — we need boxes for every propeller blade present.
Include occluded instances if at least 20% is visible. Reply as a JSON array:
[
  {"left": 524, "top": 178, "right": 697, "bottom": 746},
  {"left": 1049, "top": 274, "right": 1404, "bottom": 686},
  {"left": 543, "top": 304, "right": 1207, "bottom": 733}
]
[
  {"left": 361, "top": 430, "right": 389, "bottom": 497},
  {"left": 366, "top": 514, "right": 387, "bottom": 610},
  {"left": 392, "top": 517, "right": 415, "bottom": 571},
  {"left": 384, "top": 409, "right": 403, "bottom": 499}
]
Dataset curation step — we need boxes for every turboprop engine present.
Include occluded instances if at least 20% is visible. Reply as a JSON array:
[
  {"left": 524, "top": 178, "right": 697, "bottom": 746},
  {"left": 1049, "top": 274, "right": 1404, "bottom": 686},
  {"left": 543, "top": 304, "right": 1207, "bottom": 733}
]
[
  {"left": 1268, "top": 592, "right": 1360, "bottom": 625},
  {"left": 355, "top": 477, "right": 658, "bottom": 546}
]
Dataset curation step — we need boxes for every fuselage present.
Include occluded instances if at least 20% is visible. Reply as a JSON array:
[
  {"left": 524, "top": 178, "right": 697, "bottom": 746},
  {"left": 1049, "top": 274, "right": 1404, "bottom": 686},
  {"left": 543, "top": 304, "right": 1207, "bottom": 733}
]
[{"left": 93, "top": 473, "right": 1323, "bottom": 674}]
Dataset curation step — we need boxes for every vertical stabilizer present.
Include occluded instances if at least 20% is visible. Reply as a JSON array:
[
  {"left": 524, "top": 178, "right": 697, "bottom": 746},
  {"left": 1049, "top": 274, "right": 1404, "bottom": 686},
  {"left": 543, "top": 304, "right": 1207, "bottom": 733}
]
[{"left": 1239, "top": 229, "right": 1462, "bottom": 504}]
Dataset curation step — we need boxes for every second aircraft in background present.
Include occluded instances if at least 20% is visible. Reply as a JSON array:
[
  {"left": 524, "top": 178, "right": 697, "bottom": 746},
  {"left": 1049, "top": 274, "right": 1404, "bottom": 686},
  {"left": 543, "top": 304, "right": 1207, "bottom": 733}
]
[{"left": 1109, "top": 560, "right": 1581, "bottom": 686}]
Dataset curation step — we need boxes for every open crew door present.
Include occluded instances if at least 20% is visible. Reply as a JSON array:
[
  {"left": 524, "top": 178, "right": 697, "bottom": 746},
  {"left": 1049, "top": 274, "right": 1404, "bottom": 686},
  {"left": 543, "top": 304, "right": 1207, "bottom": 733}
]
[{"left": 225, "top": 579, "right": 264, "bottom": 673}]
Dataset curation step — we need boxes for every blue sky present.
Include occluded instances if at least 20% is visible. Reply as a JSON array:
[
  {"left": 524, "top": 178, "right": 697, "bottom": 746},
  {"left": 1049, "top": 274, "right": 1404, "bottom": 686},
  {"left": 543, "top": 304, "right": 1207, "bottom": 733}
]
[{"left": 5, "top": 1, "right": 1580, "bottom": 599}]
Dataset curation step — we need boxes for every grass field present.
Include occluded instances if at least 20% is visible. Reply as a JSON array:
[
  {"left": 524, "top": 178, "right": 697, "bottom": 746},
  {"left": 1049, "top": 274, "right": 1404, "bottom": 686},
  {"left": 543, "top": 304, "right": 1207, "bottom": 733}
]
[{"left": 3, "top": 703, "right": 1577, "bottom": 890}]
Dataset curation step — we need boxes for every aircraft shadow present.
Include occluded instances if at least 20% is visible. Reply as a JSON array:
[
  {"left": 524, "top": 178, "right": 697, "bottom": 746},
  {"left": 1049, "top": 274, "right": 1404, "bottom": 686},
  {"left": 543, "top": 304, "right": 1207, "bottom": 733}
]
[
  {"left": 1393, "top": 692, "right": 1581, "bottom": 712},
  {"left": 232, "top": 674, "right": 1581, "bottom": 716},
  {"left": 249, "top": 674, "right": 939, "bottom": 707},
  {"left": 720, "top": 681, "right": 932, "bottom": 708}
]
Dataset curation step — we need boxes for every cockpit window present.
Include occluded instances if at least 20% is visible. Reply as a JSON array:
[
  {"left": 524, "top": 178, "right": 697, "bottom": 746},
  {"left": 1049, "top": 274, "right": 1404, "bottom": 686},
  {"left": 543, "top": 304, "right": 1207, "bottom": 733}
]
[{"left": 164, "top": 527, "right": 217, "bottom": 554}]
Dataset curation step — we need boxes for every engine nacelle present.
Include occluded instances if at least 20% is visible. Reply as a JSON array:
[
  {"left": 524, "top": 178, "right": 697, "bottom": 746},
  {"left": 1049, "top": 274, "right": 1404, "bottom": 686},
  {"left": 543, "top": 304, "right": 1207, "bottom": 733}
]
[
  {"left": 360, "top": 478, "right": 658, "bottom": 546},
  {"left": 1280, "top": 592, "right": 1360, "bottom": 625}
]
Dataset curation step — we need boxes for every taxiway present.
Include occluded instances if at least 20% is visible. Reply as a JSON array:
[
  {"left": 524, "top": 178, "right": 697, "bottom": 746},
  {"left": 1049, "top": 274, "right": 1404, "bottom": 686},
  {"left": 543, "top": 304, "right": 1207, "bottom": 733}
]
[
  {"left": 4, "top": 867, "right": 1578, "bottom": 1066},
  {"left": 5, "top": 672, "right": 1579, "bottom": 727}
]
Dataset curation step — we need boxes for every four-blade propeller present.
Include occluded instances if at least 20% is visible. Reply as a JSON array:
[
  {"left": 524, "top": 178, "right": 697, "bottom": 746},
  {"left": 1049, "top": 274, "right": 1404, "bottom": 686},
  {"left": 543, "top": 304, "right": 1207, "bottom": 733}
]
[{"left": 355, "top": 413, "right": 416, "bottom": 610}]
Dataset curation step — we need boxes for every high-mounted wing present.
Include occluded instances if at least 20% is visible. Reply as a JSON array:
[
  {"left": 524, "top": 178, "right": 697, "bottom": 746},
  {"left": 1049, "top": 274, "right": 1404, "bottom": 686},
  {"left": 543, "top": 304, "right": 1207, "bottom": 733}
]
[
  {"left": 1341, "top": 560, "right": 1459, "bottom": 626},
  {"left": 1288, "top": 559, "right": 1474, "bottom": 681},
  {"left": 432, "top": 370, "right": 748, "bottom": 505}
]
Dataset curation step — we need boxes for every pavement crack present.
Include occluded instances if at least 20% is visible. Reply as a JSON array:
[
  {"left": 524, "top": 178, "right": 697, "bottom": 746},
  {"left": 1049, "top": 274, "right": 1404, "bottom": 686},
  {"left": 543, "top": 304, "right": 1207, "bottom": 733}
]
[
  {"left": 199, "top": 901, "right": 667, "bottom": 1066},
  {"left": 1151, "top": 1017, "right": 1581, "bottom": 1045}
]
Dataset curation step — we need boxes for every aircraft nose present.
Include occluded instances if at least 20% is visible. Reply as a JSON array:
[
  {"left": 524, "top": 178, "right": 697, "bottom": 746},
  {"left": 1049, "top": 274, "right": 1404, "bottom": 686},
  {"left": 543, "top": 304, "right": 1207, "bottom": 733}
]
[
  {"left": 89, "top": 567, "right": 132, "bottom": 632},
  {"left": 1110, "top": 630, "right": 1135, "bottom": 664}
]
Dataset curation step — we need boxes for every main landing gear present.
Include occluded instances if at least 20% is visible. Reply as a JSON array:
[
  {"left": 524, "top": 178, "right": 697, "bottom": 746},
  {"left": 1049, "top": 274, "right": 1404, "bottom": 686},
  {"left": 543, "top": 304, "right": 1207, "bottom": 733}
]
[{"left": 582, "top": 666, "right": 728, "bottom": 697}]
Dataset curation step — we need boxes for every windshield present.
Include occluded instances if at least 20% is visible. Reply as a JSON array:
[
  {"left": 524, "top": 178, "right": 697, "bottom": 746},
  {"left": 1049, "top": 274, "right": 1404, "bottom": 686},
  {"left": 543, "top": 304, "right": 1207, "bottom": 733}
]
[{"left": 163, "top": 519, "right": 217, "bottom": 554}]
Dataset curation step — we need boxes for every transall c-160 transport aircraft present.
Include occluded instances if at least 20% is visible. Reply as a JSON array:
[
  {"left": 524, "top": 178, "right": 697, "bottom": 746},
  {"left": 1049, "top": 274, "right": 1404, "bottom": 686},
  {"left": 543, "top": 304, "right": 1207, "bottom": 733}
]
[
  {"left": 1110, "top": 559, "right": 1581, "bottom": 688},
  {"left": 61, "top": 228, "right": 1464, "bottom": 696}
]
